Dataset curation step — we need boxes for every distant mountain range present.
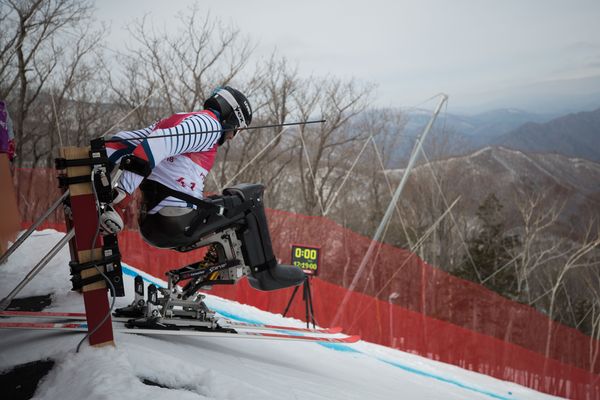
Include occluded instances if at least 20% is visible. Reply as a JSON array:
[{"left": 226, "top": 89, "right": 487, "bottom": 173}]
[
  {"left": 404, "top": 108, "right": 557, "bottom": 142},
  {"left": 493, "top": 108, "right": 600, "bottom": 162},
  {"left": 404, "top": 107, "right": 600, "bottom": 162}
]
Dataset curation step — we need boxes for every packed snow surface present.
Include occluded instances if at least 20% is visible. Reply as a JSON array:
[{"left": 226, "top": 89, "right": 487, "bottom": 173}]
[{"left": 0, "top": 230, "right": 561, "bottom": 399}]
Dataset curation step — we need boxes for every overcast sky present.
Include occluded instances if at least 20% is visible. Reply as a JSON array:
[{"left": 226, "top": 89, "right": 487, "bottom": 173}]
[{"left": 95, "top": 0, "right": 600, "bottom": 113}]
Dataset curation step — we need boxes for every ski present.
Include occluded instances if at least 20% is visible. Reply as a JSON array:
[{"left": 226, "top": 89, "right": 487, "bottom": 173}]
[
  {"left": 0, "top": 310, "right": 343, "bottom": 334},
  {"left": 0, "top": 310, "right": 87, "bottom": 319},
  {"left": 220, "top": 319, "right": 342, "bottom": 334},
  {"left": 0, "top": 321, "right": 360, "bottom": 343}
]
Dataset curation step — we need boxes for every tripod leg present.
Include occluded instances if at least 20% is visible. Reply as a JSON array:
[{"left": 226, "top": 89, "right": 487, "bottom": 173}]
[
  {"left": 305, "top": 277, "right": 316, "bottom": 329},
  {"left": 303, "top": 278, "right": 310, "bottom": 329},
  {"left": 283, "top": 285, "right": 300, "bottom": 317}
]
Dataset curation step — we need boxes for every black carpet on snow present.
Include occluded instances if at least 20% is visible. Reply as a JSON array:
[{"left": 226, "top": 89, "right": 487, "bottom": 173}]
[{"left": 0, "top": 360, "right": 55, "bottom": 400}]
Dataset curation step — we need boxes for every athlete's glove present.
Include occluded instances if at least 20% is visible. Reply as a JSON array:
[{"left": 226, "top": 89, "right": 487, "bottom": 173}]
[{"left": 99, "top": 188, "right": 132, "bottom": 235}]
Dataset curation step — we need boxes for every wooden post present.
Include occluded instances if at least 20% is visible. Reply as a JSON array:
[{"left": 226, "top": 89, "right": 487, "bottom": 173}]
[
  {"left": 59, "top": 146, "right": 114, "bottom": 347},
  {"left": 0, "top": 153, "right": 20, "bottom": 258}
]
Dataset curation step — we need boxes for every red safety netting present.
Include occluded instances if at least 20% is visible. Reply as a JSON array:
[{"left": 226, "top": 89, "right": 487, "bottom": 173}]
[{"left": 11, "top": 167, "right": 600, "bottom": 399}]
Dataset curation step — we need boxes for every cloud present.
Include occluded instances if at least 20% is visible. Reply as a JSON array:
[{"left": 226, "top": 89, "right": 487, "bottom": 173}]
[{"left": 563, "top": 41, "right": 600, "bottom": 52}]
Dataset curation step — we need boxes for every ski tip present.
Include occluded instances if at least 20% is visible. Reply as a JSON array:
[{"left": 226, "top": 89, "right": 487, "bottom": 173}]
[{"left": 325, "top": 326, "right": 344, "bottom": 334}]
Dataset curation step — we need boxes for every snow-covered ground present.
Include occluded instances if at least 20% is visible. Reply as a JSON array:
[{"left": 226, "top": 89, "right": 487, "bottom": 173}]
[{"left": 0, "top": 230, "right": 562, "bottom": 400}]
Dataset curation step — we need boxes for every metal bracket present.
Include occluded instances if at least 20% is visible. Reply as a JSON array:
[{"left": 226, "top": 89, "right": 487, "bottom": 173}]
[{"left": 68, "top": 235, "right": 125, "bottom": 297}]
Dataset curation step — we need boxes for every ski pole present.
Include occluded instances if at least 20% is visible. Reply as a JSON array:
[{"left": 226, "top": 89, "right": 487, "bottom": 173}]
[
  {"left": 0, "top": 229, "right": 75, "bottom": 311},
  {"left": 0, "top": 191, "right": 69, "bottom": 265},
  {"left": 104, "top": 119, "right": 326, "bottom": 143}
]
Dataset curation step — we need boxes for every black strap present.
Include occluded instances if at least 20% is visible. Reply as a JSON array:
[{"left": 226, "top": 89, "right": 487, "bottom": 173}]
[
  {"left": 55, "top": 156, "right": 110, "bottom": 170},
  {"left": 71, "top": 274, "right": 106, "bottom": 290},
  {"left": 69, "top": 255, "right": 120, "bottom": 274},
  {"left": 140, "top": 179, "right": 258, "bottom": 238},
  {"left": 140, "top": 180, "right": 221, "bottom": 212},
  {"left": 58, "top": 175, "right": 91, "bottom": 188},
  {"left": 120, "top": 154, "right": 152, "bottom": 177}
]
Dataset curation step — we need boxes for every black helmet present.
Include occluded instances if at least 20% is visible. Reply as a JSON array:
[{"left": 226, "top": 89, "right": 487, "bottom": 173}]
[{"left": 204, "top": 86, "right": 252, "bottom": 132}]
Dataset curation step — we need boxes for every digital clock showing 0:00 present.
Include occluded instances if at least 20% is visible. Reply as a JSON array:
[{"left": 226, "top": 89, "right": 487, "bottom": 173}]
[{"left": 291, "top": 244, "right": 320, "bottom": 276}]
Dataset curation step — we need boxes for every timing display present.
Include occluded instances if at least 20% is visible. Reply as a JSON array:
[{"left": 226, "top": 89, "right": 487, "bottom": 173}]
[{"left": 291, "top": 244, "right": 320, "bottom": 276}]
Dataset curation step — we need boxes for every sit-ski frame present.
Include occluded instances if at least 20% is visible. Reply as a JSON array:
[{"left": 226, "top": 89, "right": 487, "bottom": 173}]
[{"left": 121, "top": 226, "right": 252, "bottom": 328}]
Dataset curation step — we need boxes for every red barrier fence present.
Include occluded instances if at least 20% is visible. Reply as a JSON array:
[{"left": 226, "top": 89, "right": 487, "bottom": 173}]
[{"left": 12, "top": 167, "right": 600, "bottom": 399}]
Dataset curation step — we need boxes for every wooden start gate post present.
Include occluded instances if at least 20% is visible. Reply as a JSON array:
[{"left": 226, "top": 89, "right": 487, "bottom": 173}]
[{"left": 58, "top": 146, "right": 114, "bottom": 347}]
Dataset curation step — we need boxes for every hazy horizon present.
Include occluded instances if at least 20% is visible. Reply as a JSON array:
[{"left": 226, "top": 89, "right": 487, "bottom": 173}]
[{"left": 93, "top": 0, "right": 600, "bottom": 115}]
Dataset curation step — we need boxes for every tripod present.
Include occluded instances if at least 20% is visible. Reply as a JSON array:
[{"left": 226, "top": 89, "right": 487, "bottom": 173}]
[{"left": 283, "top": 275, "right": 316, "bottom": 329}]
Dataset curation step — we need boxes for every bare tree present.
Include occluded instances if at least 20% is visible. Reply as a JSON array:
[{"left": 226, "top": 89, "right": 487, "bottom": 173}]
[
  {"left": 510, "top": 187, "right": 567, "bottom": 301},
  {"left": 0, "top": 0, "right": 94, "bottom": 165},
  {"left": 31, "top": 24, "right": 112, "bottom": 165},
  {"left": 111, "top": 7, "right": 253, "bottom": 122},
  {"left": 104, "top": 55, "right": 159, "bottom": 130},
  {"left": 534, "top": 222, "right": 600, "bottom": 359},
  {"left": 581, "top": 290, "right": 600, "bottom": 372},
  {"left": 211, "top": 54, "right": 299, "bottom": 204},
  {"left": 386, "top": 128, "right": 470, "bottom": 272},
  {"left": 330, "top": 108, "right": 406, "bottom": 235},
  {"left": 294, "top": 77, "right": 372, "bottom": 215}
]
